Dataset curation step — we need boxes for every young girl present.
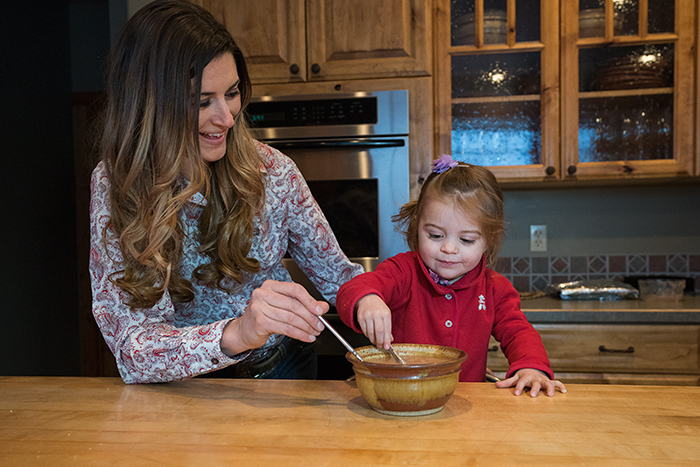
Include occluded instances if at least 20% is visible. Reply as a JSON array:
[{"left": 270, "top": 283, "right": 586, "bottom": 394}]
[{"left": 337, "top": 155, "right": 566, "bottom": 397}]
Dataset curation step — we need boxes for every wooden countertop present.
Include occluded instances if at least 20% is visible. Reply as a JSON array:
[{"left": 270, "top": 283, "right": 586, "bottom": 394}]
[
  {"left": 520, "top": 295, "right": 700, "bottom": 324},
  {"left": 1, "top": 376, "right": 699, "bottom": 466}
]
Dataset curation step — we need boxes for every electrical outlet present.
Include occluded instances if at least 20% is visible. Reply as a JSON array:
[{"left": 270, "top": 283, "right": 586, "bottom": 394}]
[{"left": 530, "top": 225, "right": 547, "bottom": 252}]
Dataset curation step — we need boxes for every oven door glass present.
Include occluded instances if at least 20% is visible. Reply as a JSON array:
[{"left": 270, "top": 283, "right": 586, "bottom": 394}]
[{"left": 306, "top": 179, "right": 379, "bottom": 258}]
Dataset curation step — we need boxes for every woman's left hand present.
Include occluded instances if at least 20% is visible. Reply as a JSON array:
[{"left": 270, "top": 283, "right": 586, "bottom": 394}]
[{"left": 495, "top": 368, "right": 567, "bottom": 397}]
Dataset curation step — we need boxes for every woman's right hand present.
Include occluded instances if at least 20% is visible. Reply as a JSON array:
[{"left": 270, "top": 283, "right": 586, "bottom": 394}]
[
  {"left": 356, "top": 294, "right": 393, "bottom": 350},
  {"left": 220, "top": 280, "right": 328, "bottom": 356}
]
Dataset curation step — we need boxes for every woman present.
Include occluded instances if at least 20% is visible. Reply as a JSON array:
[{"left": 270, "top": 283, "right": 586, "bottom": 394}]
[{"left": 90, "top": 0, "right": 362, "bottom": 384}]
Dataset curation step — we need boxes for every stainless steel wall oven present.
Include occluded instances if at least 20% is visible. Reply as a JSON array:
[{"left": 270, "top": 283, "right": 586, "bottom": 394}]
[{"left": 248, "top": 90, "right": 411, "bottom": 301}]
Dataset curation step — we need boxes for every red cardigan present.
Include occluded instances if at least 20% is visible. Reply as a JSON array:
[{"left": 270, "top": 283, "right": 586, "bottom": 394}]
[{"left": 336, "top": 251, "right": 553, "bottom": 382}]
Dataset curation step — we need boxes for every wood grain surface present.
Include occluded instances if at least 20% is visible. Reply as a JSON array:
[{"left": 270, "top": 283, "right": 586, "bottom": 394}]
[{"left": 1, "top": 377, "right": 699, "bottom": 466}]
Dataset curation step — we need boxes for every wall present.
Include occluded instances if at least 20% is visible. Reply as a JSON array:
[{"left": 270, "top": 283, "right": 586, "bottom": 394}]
[
  {"left": 498, "top": 182, "right": 700, "bottom": 292},
  {"left": 108, "top": 0, "right": 153, "bottom": 42},
  {"left": 72, "top": 0, "right": 111, "bottom": 93},
  {"left": 501, "top": 182, "right": 700, "bottom": 256},
  {"left": 0, "top": 1, "right": 80, "bottom": 376}
]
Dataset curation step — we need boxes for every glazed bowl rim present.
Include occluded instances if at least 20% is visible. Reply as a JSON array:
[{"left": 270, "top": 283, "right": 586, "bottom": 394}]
[{"left": 345, "top": 343, "right": 468, "bottom": 370}]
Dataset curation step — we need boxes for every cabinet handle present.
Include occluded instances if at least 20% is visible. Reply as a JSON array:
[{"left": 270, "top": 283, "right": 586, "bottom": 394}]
[
  {"left": 311, "top": 63, "right": 321, "bottom": 74},
  {"left": 289, "top": 64, "right": 299, "bottom": 74},
  {"left": 598, "top": 345, "right": 634, "bottom": 354},
  {"left": 545, "top": 166, "right": 555, "bottom": 176},
  {"left": 487, "top": 345, "right": 499, "bottom": 352},
  {"left": 567, "top": 165, "right": 577, "bottom": 175}
]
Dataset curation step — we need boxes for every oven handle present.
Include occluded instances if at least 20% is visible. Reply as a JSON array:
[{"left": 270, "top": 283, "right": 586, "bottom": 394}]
[{"left": 267, "top": 138, "right": 406, "bottom": 150}]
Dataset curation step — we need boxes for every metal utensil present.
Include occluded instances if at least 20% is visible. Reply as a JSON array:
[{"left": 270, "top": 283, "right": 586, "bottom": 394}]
[
  {"left": 318, "top": 315, "right": 364, "bottom": 362},
  {"left": 386, "top": 345, "right": 406, "bottom": 364}
]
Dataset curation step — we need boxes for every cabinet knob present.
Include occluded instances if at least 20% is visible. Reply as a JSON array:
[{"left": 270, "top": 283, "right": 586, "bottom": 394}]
[
  {"left": 289, "top": 64, "right": 299, "bottom": 74},
  {"left": 545, "top": 166, "right": 555, "bottom": 176},
  {"left": 311, "top": 63, "right": 321, "bottom": 74},
  {"left": 567, "top": 165, "right": 577, "bottom": 175}
]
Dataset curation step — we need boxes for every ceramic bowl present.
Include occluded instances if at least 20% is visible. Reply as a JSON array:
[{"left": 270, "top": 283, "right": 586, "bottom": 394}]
[{"left": 346, "top": 343, "right": 468, "bottom": 416}]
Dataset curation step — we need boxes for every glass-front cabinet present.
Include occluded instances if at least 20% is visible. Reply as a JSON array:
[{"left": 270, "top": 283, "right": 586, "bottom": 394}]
[
  {"left": 562, "top": 0, "right": 695, "bottom": 180},
  {"left": 436, "top": 0, "right": 696, "bottom": 183},
  {"left": 436, "top": 0, "right": 560, "bottom": 181}
]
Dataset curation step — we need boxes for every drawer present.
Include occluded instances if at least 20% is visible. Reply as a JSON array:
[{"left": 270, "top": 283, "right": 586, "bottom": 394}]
[{"left": 487, "top": 324, "right": 700, "bottom": 374}]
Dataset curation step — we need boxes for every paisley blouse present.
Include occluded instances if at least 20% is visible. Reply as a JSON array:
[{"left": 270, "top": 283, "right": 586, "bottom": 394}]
[{"left": 90, "top": 142, "right": 363, "bottom": 384}]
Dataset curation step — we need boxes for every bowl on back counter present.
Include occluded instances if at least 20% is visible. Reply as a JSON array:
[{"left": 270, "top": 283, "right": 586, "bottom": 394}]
[
  {"left": 637, "top": 279, "right": 686, "bottom": 302},
  {"left": 623, "top": 275, "right": 695, "bottom": 296},
  {"left": 623, "top": 275, "right": 695, "bottom": 303}
]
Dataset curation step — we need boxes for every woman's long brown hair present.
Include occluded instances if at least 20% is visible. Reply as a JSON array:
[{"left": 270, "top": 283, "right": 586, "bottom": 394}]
[{"left": 101, "top": 0, "right": 263, "bottom": 309}]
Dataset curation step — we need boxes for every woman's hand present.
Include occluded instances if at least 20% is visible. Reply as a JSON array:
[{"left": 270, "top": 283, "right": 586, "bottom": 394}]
[
  {"left": 356, "top": 294, "right": 393, "bottom": 349},
  {"left": 495, "top": 368, "right": 567, "bottom": 397},
  {"left": 220, "top": 280, "right": 329, "bottom": 356}
]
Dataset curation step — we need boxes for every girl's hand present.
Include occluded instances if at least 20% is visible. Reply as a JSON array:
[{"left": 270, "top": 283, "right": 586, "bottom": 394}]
[
  {"left": 221, "top": 280, "right": 328, "bottom": 356},
  {"left": 356, "top": 294, "right": 393, "bottom": 350},
  {"left": 495, "top": 368, "right": 567, "bottom": 397}
]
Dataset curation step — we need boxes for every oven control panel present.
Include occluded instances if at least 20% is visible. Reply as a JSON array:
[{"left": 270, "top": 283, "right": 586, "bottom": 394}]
[{"left": 247, "top": 96, "right": 378, "bottom": 128}]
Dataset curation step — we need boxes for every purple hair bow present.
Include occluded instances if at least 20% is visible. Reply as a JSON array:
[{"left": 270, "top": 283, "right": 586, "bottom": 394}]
[{"left": 431, "top": 154, "right": 459, "bottom": 174}]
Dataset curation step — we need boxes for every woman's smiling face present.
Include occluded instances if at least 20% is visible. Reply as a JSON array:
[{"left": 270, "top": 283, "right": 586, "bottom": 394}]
[{"left": 197, "top": 53, "right": 241, "bottom": 163}]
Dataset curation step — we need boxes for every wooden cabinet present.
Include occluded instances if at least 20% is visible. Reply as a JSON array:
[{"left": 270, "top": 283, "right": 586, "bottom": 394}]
[
  {"left": 435, "top": 0, "right": 560, "bottom": 182},
  {"left": 306, "top": 0, "right": 432, "bottom": 82},
  {"left": 191, "top": 0, "right": 306, "bottom": 83},
  {"left": 561, "top": 0, "right": 696, "bottom": 181},
  {"left": 695, "top": 5, "right": 700, "bottom": 177},
  {"left": 192, "top": 0, "right": 432, "bottom": 84},
  {"left": 436, "top": 0, "right": 697, "bottom": 184},
  {"left": 487, "top": 324, "right": 700, "bottom": 385}
]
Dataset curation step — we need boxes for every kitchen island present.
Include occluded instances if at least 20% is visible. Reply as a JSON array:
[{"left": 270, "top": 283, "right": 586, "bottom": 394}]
[{"left": 1, "top": 376, "right": 699, "bottom": 466}]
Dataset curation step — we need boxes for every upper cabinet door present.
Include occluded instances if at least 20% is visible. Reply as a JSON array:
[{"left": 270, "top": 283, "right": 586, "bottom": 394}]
[
  {"left": 305, "top": 0, "right": 432, "bottom": 81},
  {"left": 561, "top": 0, "right": 695, "bottom": 180},
  {"left": 195, "top": 0, "right": 431, "bottom": 83},
  {"left": 192, "top": 0, "right": 307, "bottom": 84},
  {"left": 435, "top": 0, "right": 561, "bottom": 183}
]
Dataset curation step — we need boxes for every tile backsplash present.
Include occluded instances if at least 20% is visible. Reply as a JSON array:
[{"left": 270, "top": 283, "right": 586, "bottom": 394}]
[{"left": 495, "top": 254, "right": 700, "bottom": 294}]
